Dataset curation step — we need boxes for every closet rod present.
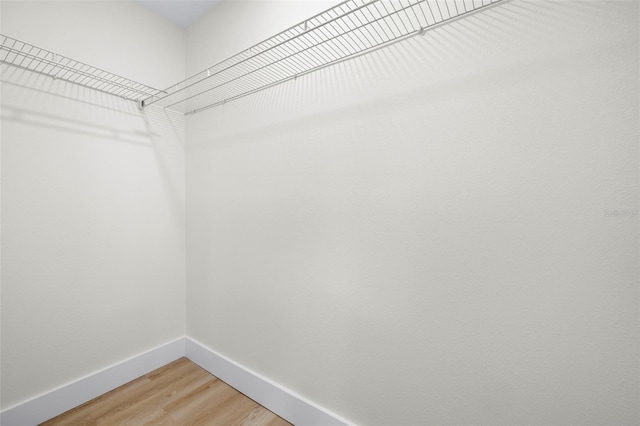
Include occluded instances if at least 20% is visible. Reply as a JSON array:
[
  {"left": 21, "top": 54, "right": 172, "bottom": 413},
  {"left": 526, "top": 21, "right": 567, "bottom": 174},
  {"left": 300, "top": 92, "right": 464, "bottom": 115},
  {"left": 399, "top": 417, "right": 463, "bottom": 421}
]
[
  {"left": 142, "top": 0, "right": 505, "bottom": 115},
  {"left": 0, "top": 34, "right": 161, "bottom": 103}
]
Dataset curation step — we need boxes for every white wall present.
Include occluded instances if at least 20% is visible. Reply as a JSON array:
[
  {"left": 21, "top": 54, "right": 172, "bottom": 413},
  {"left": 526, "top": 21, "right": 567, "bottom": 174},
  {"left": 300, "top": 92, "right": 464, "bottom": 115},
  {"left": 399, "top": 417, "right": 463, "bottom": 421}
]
[
  {"left": 1, "top": 1, "right": 186, "bottom": 411},
  {"left": 1, "top": 0, "right": 638, "bottom": 424},
  {"left": 186, "top": 1, "right": 639, "bottom": 425}
]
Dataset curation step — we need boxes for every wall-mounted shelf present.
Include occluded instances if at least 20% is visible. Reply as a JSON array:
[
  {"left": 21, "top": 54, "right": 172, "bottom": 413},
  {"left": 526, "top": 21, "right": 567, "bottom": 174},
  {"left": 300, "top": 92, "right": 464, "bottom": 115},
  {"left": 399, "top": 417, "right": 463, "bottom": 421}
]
[
  {"left": 1, "top": 0, "right": 504, "bottom": 115},
  {"left": 0, "top": 34, "right": 161, "bottom": 103},
  {"left": 142, "top": 0, "right": 504, "bottom": 115}
]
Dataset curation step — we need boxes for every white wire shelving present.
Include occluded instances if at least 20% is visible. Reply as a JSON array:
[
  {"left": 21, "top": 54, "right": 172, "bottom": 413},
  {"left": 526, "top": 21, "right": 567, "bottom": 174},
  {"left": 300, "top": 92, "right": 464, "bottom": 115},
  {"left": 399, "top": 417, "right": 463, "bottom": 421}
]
[
  {"left": 0, "top": 34, "right": 161, "bottom": 103},
  {"left": 142, "top": 0, "right": 504, "bottom": 115},
  {"left": 1, "top": 0, "right": 504, "bottom": 114}
]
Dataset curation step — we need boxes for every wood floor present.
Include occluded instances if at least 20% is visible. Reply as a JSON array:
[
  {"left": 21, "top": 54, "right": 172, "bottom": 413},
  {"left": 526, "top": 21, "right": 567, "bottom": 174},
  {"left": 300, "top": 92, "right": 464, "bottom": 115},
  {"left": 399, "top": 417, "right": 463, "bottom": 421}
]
[{"left": 40, "top": 357, "right": 292, "bottom": 426}]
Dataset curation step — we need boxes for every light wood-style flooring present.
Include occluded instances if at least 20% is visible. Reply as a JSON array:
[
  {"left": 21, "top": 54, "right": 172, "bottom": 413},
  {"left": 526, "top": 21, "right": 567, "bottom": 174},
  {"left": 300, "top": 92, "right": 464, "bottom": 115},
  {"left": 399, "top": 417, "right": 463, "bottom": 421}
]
[{"left": 40, "top": 357, "right": 291, "bottom": 426}]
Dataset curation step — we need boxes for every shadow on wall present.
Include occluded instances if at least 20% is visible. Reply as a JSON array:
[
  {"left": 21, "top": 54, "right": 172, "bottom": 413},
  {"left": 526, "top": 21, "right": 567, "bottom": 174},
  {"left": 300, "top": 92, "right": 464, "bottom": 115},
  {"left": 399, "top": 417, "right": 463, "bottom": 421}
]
[
  {"left": 0, "top": 103, "right": 155, "bottom": 146},
  {"left": 141, "top": 104, "right": 186, "bottom": 226},
  {"left": 1, "top": 62, "right": 186, "bottom": 224},
  {"left": 187, "top": 0, "right": 517, "bottom": 121},
  {"left": 190, "top": 37, "right": 628, "bottom": 159},
  {"left": 0, "top": 64, "right": 142, "bottom": 113},
  {"left": 142, "top": 104, "right": 185, "bottom": 148},
  {"left": 188, "top": 0, "right": 625, "bottom": 138},
  {"left": 1, "top": 65, "right": 155, "bottom": 145}
]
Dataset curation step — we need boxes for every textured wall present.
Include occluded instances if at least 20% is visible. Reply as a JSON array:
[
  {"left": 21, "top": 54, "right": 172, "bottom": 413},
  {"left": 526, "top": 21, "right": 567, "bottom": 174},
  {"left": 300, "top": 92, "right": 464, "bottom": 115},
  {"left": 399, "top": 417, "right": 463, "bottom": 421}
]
[
  {"left": 185, "top": 1, "right": 639, "bottom": 424},
  {"left": 0, "top": 1, "right": 186, "bottom": 410}
]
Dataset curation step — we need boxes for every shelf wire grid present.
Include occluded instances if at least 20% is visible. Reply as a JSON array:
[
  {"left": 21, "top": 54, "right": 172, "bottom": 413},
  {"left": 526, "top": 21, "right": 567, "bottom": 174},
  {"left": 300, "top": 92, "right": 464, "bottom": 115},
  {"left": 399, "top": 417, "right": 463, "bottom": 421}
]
[
  {"left": 0, "top": 34, "right": 161, "bottom": 102},
  {"left": 144, "top": 0, "right": 504, "bottom": 115}
]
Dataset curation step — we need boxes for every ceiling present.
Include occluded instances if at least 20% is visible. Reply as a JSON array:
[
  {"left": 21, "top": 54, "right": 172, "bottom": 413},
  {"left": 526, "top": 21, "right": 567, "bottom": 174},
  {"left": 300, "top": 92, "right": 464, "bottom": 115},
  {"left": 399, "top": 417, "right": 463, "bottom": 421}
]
[{"left": 136, "top": 0, "right": 221, "bottom": 28}]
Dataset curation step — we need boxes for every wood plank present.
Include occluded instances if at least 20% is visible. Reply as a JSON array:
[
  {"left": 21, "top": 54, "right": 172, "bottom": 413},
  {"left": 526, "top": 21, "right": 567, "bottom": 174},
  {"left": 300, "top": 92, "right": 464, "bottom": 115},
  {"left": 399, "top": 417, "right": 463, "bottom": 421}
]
[{"left": 40, "top": 358, "right": 291, "bottom": 426}]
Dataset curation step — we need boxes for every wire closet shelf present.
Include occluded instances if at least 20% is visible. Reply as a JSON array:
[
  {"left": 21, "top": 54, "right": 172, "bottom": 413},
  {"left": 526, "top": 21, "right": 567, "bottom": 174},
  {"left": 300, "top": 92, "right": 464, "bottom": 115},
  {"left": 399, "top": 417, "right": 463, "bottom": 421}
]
[
  {"left": 143, "top": 0, "right": 503, "bottom": 115},
  {"left": 0, "top": 34, "right": 161, "bottom": 103}
]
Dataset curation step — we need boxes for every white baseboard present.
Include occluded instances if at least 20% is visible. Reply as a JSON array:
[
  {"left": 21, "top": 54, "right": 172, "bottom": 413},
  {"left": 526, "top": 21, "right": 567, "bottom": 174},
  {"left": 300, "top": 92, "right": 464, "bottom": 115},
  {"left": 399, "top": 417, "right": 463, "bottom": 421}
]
[
  {"left": 0, "top": 338, "right": 185, "bottom": 426},
  {"left": 1, "top": 337, "right": 352, "bottom": 426},
  {"left": 185, "top": 337, "right": 352, "bottom": 426}
]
